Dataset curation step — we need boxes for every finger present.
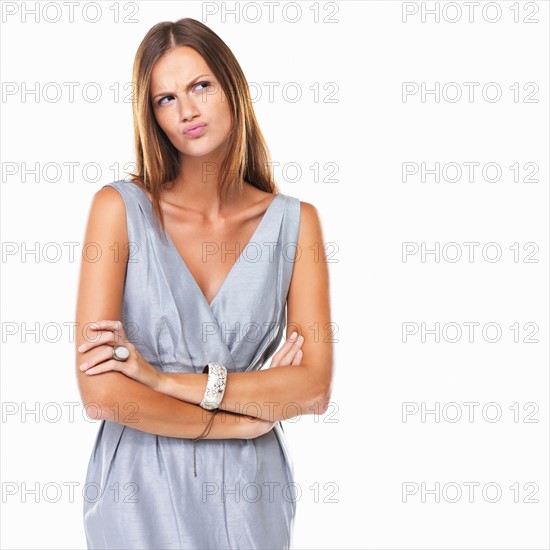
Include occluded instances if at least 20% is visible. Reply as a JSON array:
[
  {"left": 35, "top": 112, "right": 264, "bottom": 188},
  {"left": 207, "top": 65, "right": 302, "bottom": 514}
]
[
  {"left": 89, "top": 320, "right": 122, "bottom": 331},
  {"left": 85, "top": 360, "right": 121, "bottom": 376},
  {"left": 87, "top": 320, "right": 127, "bottom": 346},
  {"left": 278, "top": 334, "right": 304, "bottom": 366},
  {"left": 78, "top": 331, "right": 116, "bottom": 353},
  {"left": 269, "top": 332, "right": 298, "bottom": 365},
  {"left": 270, "top": 332, "right": 303, "bottom": 368},
  {"left": 282, "top": 332, "right": 302, "bottom": 351},
  {"left": 276, "top": 331, "right": 299, "bottom": 354},
  {"left": 79, "top": 346, "right": 118, "bottom": 372},
  {"left": 285, "top": 331, "right": 299, "bottom": 344},
  {"left": 291, "top": 349, "right": 303, "bottom": 366}
]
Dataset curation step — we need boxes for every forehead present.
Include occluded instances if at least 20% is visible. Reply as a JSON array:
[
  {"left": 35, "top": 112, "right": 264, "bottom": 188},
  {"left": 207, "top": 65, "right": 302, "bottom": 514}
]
[{"left": 150, "top": 46, "right": 210, "bottom": 87}]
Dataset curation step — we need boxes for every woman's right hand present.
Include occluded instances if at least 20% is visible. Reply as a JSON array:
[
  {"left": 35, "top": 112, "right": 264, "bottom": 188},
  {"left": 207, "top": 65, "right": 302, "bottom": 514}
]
[
  {"left": 269, "top": 331, "right": 304, "bottom": 368},
  {"left": 211, "top": 334, "right": 305, "bottom": 440},
  {"left": 242, "top": 332, "right": 305, "bottom": 438}
]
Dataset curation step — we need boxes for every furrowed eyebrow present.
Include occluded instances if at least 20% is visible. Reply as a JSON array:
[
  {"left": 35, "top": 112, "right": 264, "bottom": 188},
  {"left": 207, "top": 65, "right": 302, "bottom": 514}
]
[{"left": 151, "top": 74, "right": 213, "bottom": 100}]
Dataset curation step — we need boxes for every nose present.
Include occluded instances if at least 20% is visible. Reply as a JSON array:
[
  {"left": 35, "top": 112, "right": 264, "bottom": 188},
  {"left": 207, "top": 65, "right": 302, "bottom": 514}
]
[{"left": 178, "top": 94, "right": 200, "bottom": 122}]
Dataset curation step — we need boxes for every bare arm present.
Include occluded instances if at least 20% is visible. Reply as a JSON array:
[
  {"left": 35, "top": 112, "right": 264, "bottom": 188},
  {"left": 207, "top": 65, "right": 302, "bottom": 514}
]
[
  {"left": 152, "top": 202, "right": 334, "bottom": 422},
  {"left": 74, "top": 186, "right": 271, "bottom": 440},
  {"left": 80, "top": 370, "right": 268, "bottom": 440}
]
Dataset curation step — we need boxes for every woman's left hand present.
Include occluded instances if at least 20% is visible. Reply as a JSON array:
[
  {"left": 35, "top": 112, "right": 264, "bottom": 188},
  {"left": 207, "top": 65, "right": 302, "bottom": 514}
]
[{"left": 78, "top": 320, "right": 163, "bottom": 390}]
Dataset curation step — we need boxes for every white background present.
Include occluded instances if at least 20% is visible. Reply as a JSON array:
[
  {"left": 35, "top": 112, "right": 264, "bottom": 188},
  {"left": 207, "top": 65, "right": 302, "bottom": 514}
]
[{"left": 1, "top": 1, "right": 549, "bottom": 549}]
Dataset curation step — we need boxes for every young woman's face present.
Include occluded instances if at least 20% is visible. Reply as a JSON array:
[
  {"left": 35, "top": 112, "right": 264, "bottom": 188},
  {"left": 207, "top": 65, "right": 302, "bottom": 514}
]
[{"left": 150, "top": 45, "right": 232, "bottom": 160}]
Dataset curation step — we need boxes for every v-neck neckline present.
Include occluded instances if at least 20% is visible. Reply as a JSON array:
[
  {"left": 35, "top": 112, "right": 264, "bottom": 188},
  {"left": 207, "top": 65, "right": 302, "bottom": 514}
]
[{"left": 134, "top": 183, "right": 283, "bottom": 309}]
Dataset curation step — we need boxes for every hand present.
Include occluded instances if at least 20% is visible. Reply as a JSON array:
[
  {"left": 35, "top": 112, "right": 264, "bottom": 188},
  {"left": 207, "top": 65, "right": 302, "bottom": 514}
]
[
  {"left": 78, "top": 320, "right": 163, "bottom": 390},
  {"left": 245, "top": 330, "right": 303, "bottom": 437},
  {"left": 269, "top": 331, "right": 304, "bottom": 368}
]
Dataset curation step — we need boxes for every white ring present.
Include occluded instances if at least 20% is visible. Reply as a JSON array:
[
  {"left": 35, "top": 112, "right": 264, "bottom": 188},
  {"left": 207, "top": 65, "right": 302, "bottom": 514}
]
[{"left": 113, "top": 345, "right": 130, "bottom": 362}]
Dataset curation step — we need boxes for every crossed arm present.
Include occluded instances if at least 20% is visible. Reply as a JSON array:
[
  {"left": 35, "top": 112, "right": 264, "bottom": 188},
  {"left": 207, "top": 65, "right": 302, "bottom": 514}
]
[{"left": 75, "top": 187, "right": 333, "bottom": 438}]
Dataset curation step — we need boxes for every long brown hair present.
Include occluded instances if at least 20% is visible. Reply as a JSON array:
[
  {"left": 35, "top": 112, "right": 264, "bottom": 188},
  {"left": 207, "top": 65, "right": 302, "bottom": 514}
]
[{"left": 126, "top": 17, "right": 279, "bottom": 238}]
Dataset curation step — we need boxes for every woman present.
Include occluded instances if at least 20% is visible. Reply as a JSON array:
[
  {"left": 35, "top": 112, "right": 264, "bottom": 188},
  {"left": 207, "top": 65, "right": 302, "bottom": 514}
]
[{"left": 75, "top": 17, "right": 333, "bottom": 550}]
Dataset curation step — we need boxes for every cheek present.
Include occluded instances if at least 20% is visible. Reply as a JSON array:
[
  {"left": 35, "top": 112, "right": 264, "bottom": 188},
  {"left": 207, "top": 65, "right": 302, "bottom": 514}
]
[
  {"left": 152, "top": 108, "right": 164, "bottom": 127},
  {"left": 154, "top": 110, "right": 176, "bottom": 136},
  {"left": 214, "top": 103, "right": 232, "bottom": 132}
]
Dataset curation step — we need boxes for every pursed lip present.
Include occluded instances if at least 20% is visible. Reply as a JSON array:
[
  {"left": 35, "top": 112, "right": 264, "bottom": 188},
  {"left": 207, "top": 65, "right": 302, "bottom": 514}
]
[{"left": 183, "top": 123, "right": 206, "bottom": 134}]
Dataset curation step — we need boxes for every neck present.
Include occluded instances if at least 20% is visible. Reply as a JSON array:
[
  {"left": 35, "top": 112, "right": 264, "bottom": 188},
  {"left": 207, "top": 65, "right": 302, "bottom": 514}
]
[{"left": 163, "top": 149, "right": 244, "bottom": 216}]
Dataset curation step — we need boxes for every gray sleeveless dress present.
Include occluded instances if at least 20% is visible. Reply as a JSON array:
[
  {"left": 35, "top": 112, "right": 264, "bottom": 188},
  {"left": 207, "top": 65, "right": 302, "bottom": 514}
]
[{"left": 83, "top": 179, "right": 301, "bottom": 549}]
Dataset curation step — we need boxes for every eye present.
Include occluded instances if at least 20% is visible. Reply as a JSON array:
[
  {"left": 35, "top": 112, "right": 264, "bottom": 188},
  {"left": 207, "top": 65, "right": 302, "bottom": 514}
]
[
  {"left": 156, "top": 95, "right": 173, "bottom": 106},
  {"left": 195, "top": 81, "right": 212, "bottom": 92},
  {"left": 154, "top": 82, "right": 213, "bottom": 106}
]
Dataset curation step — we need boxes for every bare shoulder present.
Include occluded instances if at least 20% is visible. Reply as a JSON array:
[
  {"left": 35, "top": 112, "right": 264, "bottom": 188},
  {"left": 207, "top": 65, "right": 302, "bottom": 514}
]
[
  {"left": 93, "top": 183, "right": 127, "bottom": 211},
  {"left": 291, "top": 199, "right": 328, "bottom": 285},
  {"left": 91, "top": 184, "right": 128, "bottom": 225},
  {"left": 85, "top": 185, "right": 130, "bottom": 258},
  {"left": 298, "top": 200, "right": 320, "bottom": 221},
  {"left": 297, "top": 200, "right": 324, "bottom": 242}
]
